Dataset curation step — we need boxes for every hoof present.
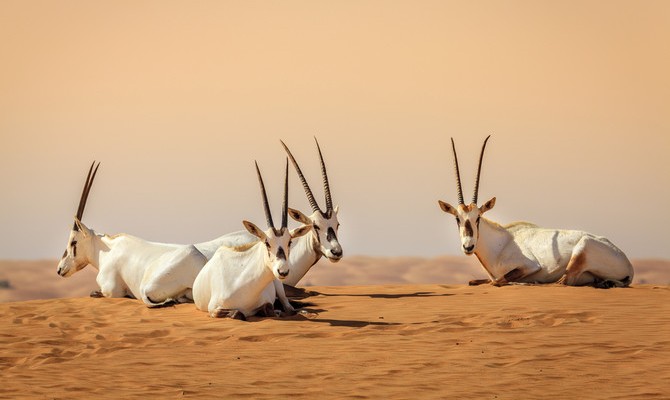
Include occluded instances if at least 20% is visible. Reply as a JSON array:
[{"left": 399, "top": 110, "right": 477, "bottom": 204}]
[
  {"left": 90, "top": 290, "right": 105, "bottom": 298},
  {"left": 228, "top": 310, "right": 247, "bottom": 321},
  {"left": 468, "top": 279, "right": 490, "bottom": 286},
  {"left": 281, "top": 308, "right": 297, "bottom": 317},
  {"left": 593, "top": 279, "right": 618, "bottom": 289},
  {"left": 256, "top": 303, "right": 275, "bottom": 318},
  {"left": 212, "top": 308, "right": 246, "bottom": 320}
]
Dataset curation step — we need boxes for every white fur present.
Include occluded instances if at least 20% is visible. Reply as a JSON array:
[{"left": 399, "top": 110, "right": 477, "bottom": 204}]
[
  {"left": 439, "top": 200, "right": 634, "bottom": 286},
  {"left": 57, "top": 220, "right": 208, "bottom": 306},
  {"left": 193, "top": 224, "right": 311, "bottom": 318}
]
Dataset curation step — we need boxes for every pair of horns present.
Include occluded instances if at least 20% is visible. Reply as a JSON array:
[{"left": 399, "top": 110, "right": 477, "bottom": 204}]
[
  {"left": 280, "top": 137, "right": 333, "bottom": 216},
  {"left": 451, "top": 135, "right": 490, "bottom": 205},
  {"left": 255, "top": 159, "right": 289, "bottom": 231},
  {"left": 73, "top": 161, "right": 100, "bottom": 230}
]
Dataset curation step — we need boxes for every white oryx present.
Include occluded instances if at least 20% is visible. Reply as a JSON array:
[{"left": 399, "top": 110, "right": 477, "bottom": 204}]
[
  {"left": 193, "top": 160, "right": 312, "bottom": 319},
  {"left": 438, "top": 136, "right": 634, "bottom": 288},
  {"left": 278, "top": 138, "right": 343, "bottom": 285},
  {"left": 199, "top": 138, "right": 343, "bottom": 300},
  {"left": 57, "top": 162, "right": 208, "bottom": 307}
]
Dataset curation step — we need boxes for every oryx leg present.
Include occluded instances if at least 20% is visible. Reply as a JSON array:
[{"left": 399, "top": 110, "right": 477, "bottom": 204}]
[
  {"left": 96, "top": 272, "right": 129, "bottom": 298},
  {"left": 559, "top": 237, "right": 632, "bottom": 288},
  {"left": 254, "top": 302, "right": 276, "bottom": 318},
  {"left": 491, "top": 266, "right": 540, "bottom": 287},
  {"left": 211, "top": 307, "right": 246, "bottom": 320},
  {"left": 141, "top": 247, "right": 206, "bottom": 307},
  {"left": 141, "top": 279, "right": 184, "bottom": 307},
  {"left": 274, "top": 279, "right": 296, "bottom": 315}
]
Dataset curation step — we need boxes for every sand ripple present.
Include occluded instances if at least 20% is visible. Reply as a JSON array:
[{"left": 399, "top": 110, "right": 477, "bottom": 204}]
[{"left": 0, "top": 284, "right": 669, "bottom": 399}]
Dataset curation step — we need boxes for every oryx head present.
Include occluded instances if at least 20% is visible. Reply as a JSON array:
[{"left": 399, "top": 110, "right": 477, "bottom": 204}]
[
  {"left": 243, "top": 160, "right": 312, "bottom": 280},
  {"left": 280, "top": 138, "right": 343, "bottom": 262},
  {"left": 57, "top": 161, "right": 100, "bottom": 277},
  {"left": 438, "top": 136, "right": 496, "bottom": 256}
]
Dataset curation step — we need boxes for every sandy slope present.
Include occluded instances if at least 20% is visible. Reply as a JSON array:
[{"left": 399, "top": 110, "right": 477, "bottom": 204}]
[{"left": 1, "top": 284, "right": 669, "bottom": 399}]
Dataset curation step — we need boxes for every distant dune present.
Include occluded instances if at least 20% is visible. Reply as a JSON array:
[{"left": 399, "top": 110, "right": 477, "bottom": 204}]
[
  {"left": 1, "top": 257, "right": 668, "bottom": 303},
  {"left": 1, "top": 284, "right": 669, "bottom": 399}
]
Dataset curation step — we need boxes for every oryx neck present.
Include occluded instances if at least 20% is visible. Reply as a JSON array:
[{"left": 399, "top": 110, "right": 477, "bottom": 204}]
[
  {"left": 473, "top": 218, "right": 512, "bottom": 276},
  {"left": 303, "top": 229, "right": 323, "bottom": 266},
  {"left": 86, "top": 231, "right": 118, "bottom": 271}
]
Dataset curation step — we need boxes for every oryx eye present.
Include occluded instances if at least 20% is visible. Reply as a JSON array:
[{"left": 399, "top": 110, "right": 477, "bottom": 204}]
[
  {"left": 455, "top": 217, "right": 461, "bottom": 225},
  {"left": 313, "top": 225, "right": 321, "bottom": 231},
  {"left": 264, "top": 241, "right": 270, "bottom": 249},
  {"left": 288, "top": 240, "right": 293, "bottom": 248},
  {"left": 476, "top": 216, "right": 481, "bottom": 225},
  {"left": 70, "top": 240, "right": 77, "bottom": 247}
]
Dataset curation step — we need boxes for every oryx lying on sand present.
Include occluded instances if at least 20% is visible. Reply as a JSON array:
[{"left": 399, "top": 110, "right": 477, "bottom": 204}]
[
  {"left": 197, "top": 138, "right": 343, "bottom": 302},
  {"left": 438, "top": 136, "right": 634, "bottom": 288},
  {"left": 57, "top": 162, "right": 208, "bottom": 307},
  {"left": 193, "top": 160, "right": 312, "bottom": 319}
]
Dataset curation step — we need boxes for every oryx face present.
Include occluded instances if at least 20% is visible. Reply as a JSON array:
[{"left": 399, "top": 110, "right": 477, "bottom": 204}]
[
  {"left": 57, "top": 221, "right": 91, "bottom": 277},
  {"left": 247, "top": 159, "right": 312, "bottom": 279},
  {"left": 289, "top": 207, "right": 342, "bottom": 262},
  {"left": 243, "top": 223, "right": 313, "bottom": 280},
  {"left": 58, "top": 161, "right": 100, "bottom": 277},
  {"left": 312, "top": 208, "right": 342, "bottom": 262},
  {"left": 281, "top": 138, "right": 343, "bottom": 262},
  {"left": 438, "top": 136, "right": 494, "bottom": 256},
  {"left": 439, "top": 199, "right": 495, "bottom": 255}
]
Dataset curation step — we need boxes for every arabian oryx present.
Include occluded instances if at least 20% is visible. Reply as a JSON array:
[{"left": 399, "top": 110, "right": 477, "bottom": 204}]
[
  {"left": 278, "top": 138, "right": 343, "bottom": 286},
  {"left": 193, "top": 160, "right": 312, "bottom": 319},
  {"left": 197, "top": 138, "right": 343, "bottom": 301},
  {"left": 438, "top": 136, "right": 634, "bottom": 288},
  {"left": 57, "top": 162, "right": 208, "bottom": 306}
]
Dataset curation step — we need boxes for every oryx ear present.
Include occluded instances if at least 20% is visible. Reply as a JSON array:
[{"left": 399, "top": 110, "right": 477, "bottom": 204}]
[
  {"left": 290, "top": 224, "right": 313, "bottom": 239},
  {"left": 288, "top": 208, "right": 311, "bottom": 225},
  {"left": 480, "top": 197, "right": 496, "bottom": 214},
  {"left": 243, "top": 221, "right": 268, "bottom": 241},
  {"left": 333, "top": 205, "right": 339, "bottom": 214},
  {"left": 438, "top": 200, "right": 458, "bottom": 216},
  {"left": 74, "top": 218, "right": 91, "bottom": 237}
]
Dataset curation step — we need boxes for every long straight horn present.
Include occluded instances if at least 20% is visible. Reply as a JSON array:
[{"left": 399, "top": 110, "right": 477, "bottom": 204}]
[
  {"left": 255, "top": 161, "right": 275, "bottom": 229},
  {"left": 281, "top": 158, "right": 289, "bottom": 229},
  {"left": 280, "top": 139, "right": 321, "bottom": 213},
  {"left": 74, "top": 161, "right": 100, "bottom": 230},
  {"left": 314, "top": 137, "right": 333, "bottom": 213},
  {"left": 472, "top": 135, "right": 491, "bottom": 205},
  {"left": 450, "top": 138, "right": 465, "bottom": 205}
]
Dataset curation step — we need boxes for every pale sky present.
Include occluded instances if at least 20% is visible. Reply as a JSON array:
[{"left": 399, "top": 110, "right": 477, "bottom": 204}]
[{"left": 1, "top": 1, "right": 669, "bottom": 260}]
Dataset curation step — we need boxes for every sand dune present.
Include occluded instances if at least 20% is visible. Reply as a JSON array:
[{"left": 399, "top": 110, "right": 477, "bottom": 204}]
[
  {"left": 1, "top": 257, "right": 668, "bottom": 303},
  {"left": 1, "top": 284, "right": 669, "bottom": 399}
]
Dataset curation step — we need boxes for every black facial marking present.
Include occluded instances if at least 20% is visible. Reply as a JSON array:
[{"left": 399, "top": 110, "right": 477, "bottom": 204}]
[
  {"left": 455, "top": 217, "right": 461, "bottom": 225},
  {"left": 71, "top": 241, "right": 77, "bottom": 257},
  {"left": 276, "top": 247, "right": 286, "bottom": 260},
  {"left": 464, "top": 220, "right": 474, "bottom": 237},
  {"left": 327, "top": 227, "right": 336, "bottom": 242}
]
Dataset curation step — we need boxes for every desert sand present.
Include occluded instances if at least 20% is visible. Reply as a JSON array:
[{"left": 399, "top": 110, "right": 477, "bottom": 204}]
[{"left": 1, "top": 283, "right": 669, "bottom": 399}]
